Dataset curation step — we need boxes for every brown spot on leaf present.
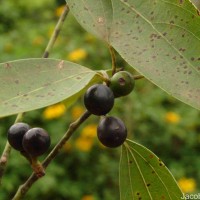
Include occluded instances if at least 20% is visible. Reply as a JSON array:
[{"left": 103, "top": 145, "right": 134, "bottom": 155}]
[
  {"left": 149, "top": 154, "right": 154, "bottom": 159},
  {"left": 58, "top": 60, "right": 64, "bottom": 69},
  {"left": 12, "top": 104, "right": 18, "bottom": 108},
  {"left": 4, "top": 63, "right": 12, "bottom": 69},
  {"left": 191, "top": 57, "right": 195, "bottom": 61}
]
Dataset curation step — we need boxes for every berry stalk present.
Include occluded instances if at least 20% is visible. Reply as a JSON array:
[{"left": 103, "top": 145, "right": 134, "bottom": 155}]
[
  {"left": 133, "top": 74, "right": 144, "bottom": 80},
  {"left": 108, "top": 45, "right": 117, "bottom": 75}
]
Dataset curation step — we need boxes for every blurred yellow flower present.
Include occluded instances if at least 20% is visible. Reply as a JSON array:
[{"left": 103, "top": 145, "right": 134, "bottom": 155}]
[
  {"left": 165, "top": 112, "right": 180, "bottom": 124},
  {"left": 32, "top": 36, "right": 44, "bottom": 46},
  {"left": 178, "top": 177, "right": 196, "bottom": 193},
  {"left": 81, "top": 124, "right": 97, "bottom": 138},
  {"left": 67, "top": 48, "right": 88, "bottom": 62},
  {"left": 43, "top": 103, "right": 66, "bottom": 120},
  {"left": 81, "top": 195, "right": 94, "bottom": 200},
  {"left": 75, "top": 124, "right": 97, "bottom": 152},
  {"left": 71, "top": 105, "right": 85, "bottom": 120},
  {"left": 55, "top": 5, "right": 65, "bottom": 17},
  {"left": 75, "top": 137, "right": 94, "bottom": 152}
]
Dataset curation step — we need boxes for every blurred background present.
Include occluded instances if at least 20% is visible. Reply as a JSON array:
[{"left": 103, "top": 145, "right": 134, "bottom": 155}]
[{"left": 0, "top": 0, "right": 200, "bottom": 199}]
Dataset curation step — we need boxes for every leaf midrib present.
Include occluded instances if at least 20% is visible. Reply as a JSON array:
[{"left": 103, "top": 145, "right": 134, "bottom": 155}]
[
  {"left": 125, "top": 143, "right": 153, "bottom": 200},
  {"left": 2, "top": 71, "right": 95, "bottom": 104}
]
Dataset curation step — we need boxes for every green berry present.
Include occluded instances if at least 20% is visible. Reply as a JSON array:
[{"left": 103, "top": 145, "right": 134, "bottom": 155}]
[
  {"left": 84, "top": 84, "right": 114, "bottom": 116},
  {"left": 109, "top": 71, "right": 135, "bottom": 97},
  {"left": 22, "top": 128, "right": 51, "bottom": 157},
  {"left": 97, "top": 116, "right": 127, "bottom": 148},
  {"left": 7, "top": 123, "right": 30, "bottom": 151}
]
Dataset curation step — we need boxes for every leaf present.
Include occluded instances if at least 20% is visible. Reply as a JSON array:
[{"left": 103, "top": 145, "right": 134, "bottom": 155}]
[
  {"left": 68, "top": 0, "right": 200, "bottom": 110},
  {"left": 119, "top": 139, "right": 185, "bottom": 200},
  {"left": 0, "top": 58, "right": 99, "bottom": 117},
  {"left": 191, "top": 0, "right": 200, "bottom": 10}
]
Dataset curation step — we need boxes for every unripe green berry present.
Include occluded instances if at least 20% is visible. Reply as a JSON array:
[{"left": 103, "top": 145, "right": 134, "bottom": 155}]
[{"left": 109, "top": 71, "right": 135, "bottom": 97}]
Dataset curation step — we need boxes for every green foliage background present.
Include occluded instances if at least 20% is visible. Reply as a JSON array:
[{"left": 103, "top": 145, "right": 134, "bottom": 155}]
[{"left": 0, "top": 0, "right": 200, "bottom": 199}]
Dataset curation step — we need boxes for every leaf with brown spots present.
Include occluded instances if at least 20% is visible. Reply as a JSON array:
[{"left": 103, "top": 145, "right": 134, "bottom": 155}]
[
  {"left": 68, "top": 0, "right": 200, "bottom": 110},
  {"left": 191, "top": 0, "right": 200, "bottom": 10},
  {"left": 0, "top": 58, "right": 99, "bottom": 117},
  {"left": 119, "top": 139, "right": 184, "bottom": 200}
]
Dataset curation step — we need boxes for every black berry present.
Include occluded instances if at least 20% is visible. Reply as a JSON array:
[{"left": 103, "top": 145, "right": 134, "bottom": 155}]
[
  {"left": 84, "top": 84, "right": 114, "bottom": 116},
  {"left": 22, "top": 128, "right": 51, "bottom": 157},
  {"left": 7, "top": 122, "right": 30, "bottom": 151},
  {"left": 97, "top": 116, "right": 127, "bottom": 148},
  {"left": 109, "top": 71, "right": 135, "bottom": 97}
]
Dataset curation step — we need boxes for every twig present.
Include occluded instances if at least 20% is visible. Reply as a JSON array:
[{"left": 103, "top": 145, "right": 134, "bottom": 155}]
[
  {"left": 43, "top": 4, "right": 70, "bottom": 58},
  {"left": 0, "top": 142, "right": 11, "bottom": 184},
  {"left": 0, "top": 113, "right": 24, "bottom": 184},
  {"left": 12, "top": 111, "right": 91, "bottom": 200}
]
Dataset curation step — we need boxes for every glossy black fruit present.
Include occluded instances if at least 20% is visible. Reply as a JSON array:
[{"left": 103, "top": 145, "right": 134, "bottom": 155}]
[
  {"left": 109, "top": 71, "right": 135, "bottom": 97},
  {"left": 22, "top": 128, "right": 51, "bottom": 157},
  {"left": 7, "top": 123, "right": 30, "bottom": 151},
  {"left": 97, "top": 116, "right": 127, "bottom": 148},
  {"left": 84, "top": 84, "right": 114, "bottom": 116}
]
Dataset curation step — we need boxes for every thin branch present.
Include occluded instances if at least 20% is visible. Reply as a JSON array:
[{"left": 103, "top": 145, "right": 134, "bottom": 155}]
[
  {"left": 0, "top": 142, "right": 11, "bottom": 184},
  {"left": 0, "top": 113, "right": 24, "bottom": 184},
  {"left": 12, "top": 111, "right": 91, "bottom": 200},
  {"left": 43, "top": 4, "right": 70, "bottom": 58}
]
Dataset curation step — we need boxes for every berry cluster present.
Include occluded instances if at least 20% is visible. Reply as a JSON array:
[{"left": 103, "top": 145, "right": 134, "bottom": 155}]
[
  {"left": 84, "top": 71, "right": 135, "bottom": 148},
  {"left": 7, "top": 123, "right": 51, "bottom": 157}
]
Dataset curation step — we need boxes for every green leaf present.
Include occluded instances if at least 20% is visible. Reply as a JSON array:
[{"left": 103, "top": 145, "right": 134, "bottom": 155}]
[
  {"left": 0, "top": 58, "right": 99, "bottom": 117},
  {"left": 68, "top": 0, "right": 200, "bottom": 110},
  {"left": 191, "top": 0, "right": 200, "bottom": 10},
  {"left": 119, "top": 139, "right": 185, "bottom": 200}
]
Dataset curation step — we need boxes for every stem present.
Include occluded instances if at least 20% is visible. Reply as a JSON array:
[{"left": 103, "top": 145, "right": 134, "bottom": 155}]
[
  {"left": 0, "top": 113, "right": 24, "bottom": 184},
  {"left": 0, "top": 142, "right": 11, "bottom": 184},
  {"left": 30, "top": 157, "right": 45, "bottom": 178},
  {"left": 12, "top": 111, "right": 91, "bottom": 200},
  {"left": 108, "top": 45, "right": 117, "bottom": 75},
  {"left": 43, "top": 4, "right": 70, "bottom": 58},
  {"left": 133, "top": 75, "right": 145, "bottom": 80},
  {"left": 97, "top": 71, "right": 110, "bottom": 85}
]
